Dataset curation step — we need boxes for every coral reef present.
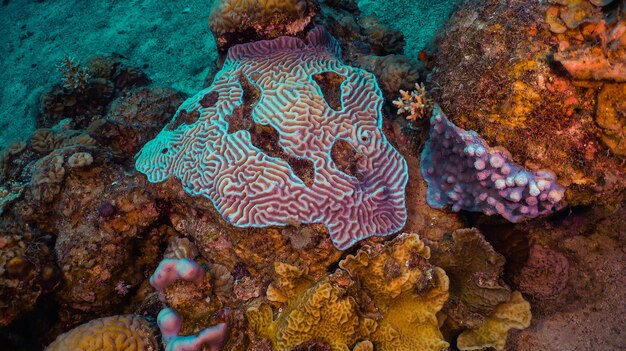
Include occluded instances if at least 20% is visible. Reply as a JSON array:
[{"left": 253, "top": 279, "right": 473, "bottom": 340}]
[
  {"left": 512, "top": 244, "right": 569, "bottom": 300},
  {"left": 421, "top": 105, "right": 566, "bottom": 222},
  {"left": 209, "top": 0, "right": 319, "bottom": 51},
  {"left": 356, "top": 54, "right": 422, "bottom": 100},
  {"left": 136, "top": 27, "right": 408, "bottom": 250},
  {"left": 431, "top": 0, "right": 626, "bottom": 206},
  {"left": 595, "top": 83, "right": 626, "bottom": 155},
  {"left": 44, "top": 314, "right": 158, "bottom": 351},
  {"left": 0, "top": 228, "right": 59, "bottom": 327},
  {"left": 40, "top": 56, "right": 151, "bottom": 129},
  {"left": 340, "top": 233, "right": 451, "bottom": 351},
  {"left": 248, "top": 233, "right": 451, "bottom": 351},
  {"left": 247, "top": 270, "right": 376, "bottom": 350},
  {"left": 149, "top": 257, "right": 228, "bottom": 351}
]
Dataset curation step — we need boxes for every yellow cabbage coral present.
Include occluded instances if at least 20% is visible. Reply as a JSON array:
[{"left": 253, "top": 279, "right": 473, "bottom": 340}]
[
  {"left": 340, "top": 233, "right": 450, "bottom": 351},
  {"left": 457, "top": 291, "right": 532, "bottom": 351},
  {"left": 45, "top": 315, "right": 158, "bottom": 351},
  {"left": 246, "top": 268, "right": 377, "bottom": 351}
]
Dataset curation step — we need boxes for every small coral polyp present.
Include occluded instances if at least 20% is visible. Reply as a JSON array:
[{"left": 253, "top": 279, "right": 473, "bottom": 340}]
[
  {"left": 421, "top": 106, "right": 566, "bottom": 222},
  {"left": 135, "top": 26, "right": 408, "bottom": 250}
]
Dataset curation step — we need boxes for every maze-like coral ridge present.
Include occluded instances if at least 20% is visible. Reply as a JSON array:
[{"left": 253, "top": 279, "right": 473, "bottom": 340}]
[
  {"left": 135, "top": 26, "right": 408, "bottom": 250},
  {"left": 420, "top": 106, "right": 566, "bottom": 222}
]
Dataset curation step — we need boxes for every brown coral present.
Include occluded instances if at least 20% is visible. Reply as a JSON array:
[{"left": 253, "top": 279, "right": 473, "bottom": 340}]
[
  {"left": 45, "top": 314, "right": 158, "bottom": 351},
  {"left": 340, "top": 233, "right": 450, "bottom": 351},
  {"left": 456, "top": 291, "right": 532, "bottom": 351},
  {"left": 209, "top": 0, "right": 319, "bottom": 51},
  {"left": 0, "top": 228, "right": 59, "bottom": 327},
  {"left": 425, "top": 228, "right": 511, "bottom": 328},
  {"left": 595, "top": 83, "right": 626, "bottom": 155},
  {"left": 431, "top": 0, "right": 626, "bottom": 206},
  {"left": 512, "top": 244, "right": 569, "bottom": 300},
  {"left": 247, "top": 234, "right": 451, "bottom": 351}
]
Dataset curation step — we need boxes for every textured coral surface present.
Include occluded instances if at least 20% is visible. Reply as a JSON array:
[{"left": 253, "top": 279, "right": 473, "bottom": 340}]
[
  {"left": 421, "top": 106, "right": 566, "bottom": 222},
  {"left": 136, "top": 27, "right": 408, "bottom": 250},
  {"left": 45, "top": 315, "right": 158, "bottom": 351}
]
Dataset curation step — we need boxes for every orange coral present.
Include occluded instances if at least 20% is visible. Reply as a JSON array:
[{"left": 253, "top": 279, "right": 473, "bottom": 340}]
[{"left": 392, "top": 82, "right": 433, "bottom": 121}]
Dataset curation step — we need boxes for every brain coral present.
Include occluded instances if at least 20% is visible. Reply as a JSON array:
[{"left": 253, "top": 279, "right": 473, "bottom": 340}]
[
  {"left": 45, "top": 315, "right": 158, "bottom": 351},
  {"left": 421, "top": 105, "right": 565, "bottom": 222},
  {"left": 135, "top": 26, "right": 408, "bottom": 250}
]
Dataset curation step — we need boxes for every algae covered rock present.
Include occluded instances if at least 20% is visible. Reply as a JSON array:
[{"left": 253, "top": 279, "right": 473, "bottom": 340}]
[{"left": 209, "top": 0, "right": 319, "bottom": 51}]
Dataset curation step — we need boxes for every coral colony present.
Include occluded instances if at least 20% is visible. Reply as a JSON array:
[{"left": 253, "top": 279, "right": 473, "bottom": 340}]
[
  {"left": 151, "top": 259, "right": 227, "bottom": 351},
  {"left": 5, "top": 0, "right": 626, "bottom": 350},
  {"left": 421, "top": 106, "right": 566, "bottom": 222},
  {"left": 135, "top": 26, "right": 408, "bottom": 250}
]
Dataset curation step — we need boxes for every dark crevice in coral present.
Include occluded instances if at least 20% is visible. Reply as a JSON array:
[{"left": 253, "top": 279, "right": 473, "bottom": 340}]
[
  {"left": 165, "top": 109, "right": 200, "bottom": 131},
  {"left": 292, "top": 339, "right": 332, "bottom": 351},
  {"left": 228, "top": 74, "right": 316, "bottom": 187},
  {"left": 0, "top": 297, "right": 59, "bottom": 351},
  {"left": 478, "top": 224, "right": 530, "bottom": 283},
  {"left": 312, "top": 71, "right": 346, "bottom": 111},
  {"left": 330, "top": 139, "right": 364, "bottom": 181},
  {"left": 199, "top": 91, "right": 219, "bottom": 108},
  {"left": 249, "top": 124, "right": 315, "bottom": 187},
  {"left": 548, "top": 205, "right": 592, "bottom": 224},
  {"left": 227, "top": 74, "right": 259, "bottom": 135}
]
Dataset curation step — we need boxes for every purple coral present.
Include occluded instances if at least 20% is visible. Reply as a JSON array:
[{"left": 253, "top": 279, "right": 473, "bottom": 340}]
[
  {"left": 158, "top": 308, "right": 227, "bottom": 351},
  {"left": 150, "top": 258, "right": 205, "bottom": 292},
  {"left": 420, "top": 105, "right": 566, "bottom": 222},
  {"left": 135, "top": 26, "right": 408, "bottom": 250}
]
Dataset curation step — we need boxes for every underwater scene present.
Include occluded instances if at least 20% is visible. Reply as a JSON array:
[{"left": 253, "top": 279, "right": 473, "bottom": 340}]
[{"left": 0, "top": 0, "right": 625, "bottom": 350}]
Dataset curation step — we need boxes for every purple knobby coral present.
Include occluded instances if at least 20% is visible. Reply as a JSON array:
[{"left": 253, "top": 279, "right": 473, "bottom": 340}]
[
  {"left": 135, "top": 26, "right": 408, "bottom": 250},
  {"left": 420, "top": 105, "right": 566, "bottom": 222}
]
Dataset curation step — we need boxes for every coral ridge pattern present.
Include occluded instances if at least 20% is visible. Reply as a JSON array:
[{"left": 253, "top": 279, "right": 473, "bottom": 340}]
[{"left": 136, "top": 26, "right": 408, "bottom": 250}]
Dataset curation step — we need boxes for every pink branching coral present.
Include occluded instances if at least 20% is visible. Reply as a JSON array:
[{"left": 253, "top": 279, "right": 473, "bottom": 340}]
[
  {"left": 151, "top": 258, "right": 227, "bottom": 351},
  {"left": 393, "top": 82, "right": 433, "bottom": 121},
  {"left": 150, "top": 258, "right": 205, "bottom": 292}
]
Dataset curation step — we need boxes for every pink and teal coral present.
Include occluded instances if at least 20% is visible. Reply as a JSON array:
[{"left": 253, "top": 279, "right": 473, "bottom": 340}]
[
  {"left": 420, "top": 105, "right": 566, "bottom": 222},
  {"left": 157, "top": 307, "right": 227, "bottom": 351},
  {"left": 151, "top": 258, "right": 227, "bottom": 351},
  {"left": 150, "top": 258, "right": 205, "bottom": 293},
  {"left": 135, "top": 26, "right": 408, "bottom": 250}
]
